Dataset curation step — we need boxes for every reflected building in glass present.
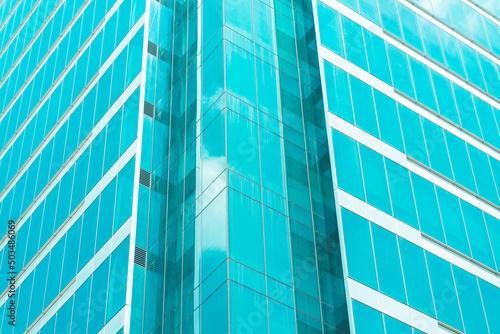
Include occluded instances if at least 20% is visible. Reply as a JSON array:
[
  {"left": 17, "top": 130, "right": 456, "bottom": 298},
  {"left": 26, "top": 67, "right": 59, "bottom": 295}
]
[{"left": 1, "top": 0, "right": 499, "bottom": 333}]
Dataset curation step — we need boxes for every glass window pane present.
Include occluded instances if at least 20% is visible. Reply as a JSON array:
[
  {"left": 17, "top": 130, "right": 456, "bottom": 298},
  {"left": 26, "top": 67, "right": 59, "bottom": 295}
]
[
  {"left": 453, "top": 83, "right": 482, "bottom": 138},
  {"left": 359, "top": 145, "right": 392, "bottom": 215},
  {"left": 372, "top": 224, "right": 406, "bottom": 303},
  {"left": 473, "top": 96, "right": 500, "bottom": 148},
  {"left": 352, "top": 301, "right": 384, "bottom": 334},
  {"left": 331, "top": 130, "right": 365, "bottom": 201},
  {"left": 323, "top": 61, "right": 354, "bottom": 124},
  {"left": 444, "top": 131, "right": 477, "bottom": 192},
  {"left": 452, "top": 266, "right": 489, "bottom": 334},
  {"left": 263, "top": 207, "right": 292, "bottom": 285},
  {"left": 358, "top": 0, "right": 381, "bottom": 25},
  {"left": 317, "top": 3, "right": 344, "bottom": 57},
  {"left": 385, "top": 159, "right": 419, "bottom": 229},
  {"left": 227, "top": 110, "right": 260, "bottom": 183},
  {"left": 467, "top": 144, "right": 499, "bottom": 205},
  {"left": 341, "top": 15, "right": 368, "bottom": 71},
  {"left": 364, "top": 29, "right": 392, "bottom": 85},
  {"left": 460, "top": 200, "right": 495, "bottom": 269},
  {"left": 409, "top": 58, "right": 438, "bottom": 111},
  {"left": 421, "top": 118, "right": 453, "bottom": 180},
  {"left": 226, "top": 42, "right": 256, "bottom": 106},
  {"left": 399, "top": 237, "right": 435, "bottom": 317},
  {"left": 350, "top": 76, "right": 379, "bottom": 138},
  {"left": 436, "top": 187, "right": 471, "bottom": 256},
  {"left": 426, "top": 252, "right": 464, "bottom": 332},
  {"left": 418, "top": 17, "right": 445, "bottom": 65},
  {"left": 430, "top": 70, "right": 460, "bottom": 125},
  {"left": 411, "top": 173, "right": 445, "bottom": 242},
  {"left": 341, "top": 209, "right": 377, "bottom": 290},
  {"left": 398, "top": 3, "right": 424, "bottom": 52},
  {"left": 398, "top": 104, "right": 429, "bottom": 166},
  {"left": 387, "top": 44, "right": 415, "bottom": 98},
  {"left": 478, "top": 279, "right": 500, "bottom": 333},
  {"left": 384, "top": 314, "right": 412, "bottom": 334},
  {"left": 378, "top": 0, "right": 403, "bottom": 39},
  {"left": 373, "top": 91, "right": 404, "bottom": 151}
]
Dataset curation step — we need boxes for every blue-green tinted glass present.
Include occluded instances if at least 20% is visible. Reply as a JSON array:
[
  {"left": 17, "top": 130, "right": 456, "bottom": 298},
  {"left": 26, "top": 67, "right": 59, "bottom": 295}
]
[
  {"left": 359, "top": 145, "right": 392, "bottom": 215},
  {"left": 452, "top": 266, "right": 489, "bottom": 334},
  {"left": 385, "top": 159, "right": 418, "bottom": 229},
  {"left": 341, "top": 209, "right": 377, "bottom": 290},
  {"left": 371, "top": 224, "right": 406, "bottom": 303},
  {"left": 352, "top": 301, "right": 384, "bottom": 334},
  {"left": 398, "top": 237, "right": 435, "bottom": 317},
  {"left": 426, "top": 252, "right": 464, "bottom": 332},
  {"left": 331, "top": 130, "right": 365, "bottom": 200},
  {"left": 350, "top": 76, "right": 380, "bottom": 138}
]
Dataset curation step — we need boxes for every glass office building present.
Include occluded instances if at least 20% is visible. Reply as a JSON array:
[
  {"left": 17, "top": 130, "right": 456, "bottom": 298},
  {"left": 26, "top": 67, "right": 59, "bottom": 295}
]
[
  {"left": 0, "top": 0, "right": 499, "bottom": 333},
  {"left": 316, "top": 0, "right": 500, "bottom": 333}
]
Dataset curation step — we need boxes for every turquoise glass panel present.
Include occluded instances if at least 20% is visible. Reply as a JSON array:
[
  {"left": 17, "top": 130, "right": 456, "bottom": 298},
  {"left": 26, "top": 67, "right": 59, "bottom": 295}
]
[
  {"left": 421, "top": 118, "right": 453, "bottom": 179},
  {"left": 411, "top": 173, "right": 445, "bottom": 242},
  {"left": 341, "top": 209, "right": 377, "bottom": 290},
  {"left": 352, "top": 301, "right": 384, "bottom": 334},
  {"left": 323, "top": 61, "right": 354, "bottom": 124},
  {"left": 373, "top": 90, "right": 404, "bottom": 151},
  {"left": 371, "top": 224, "right": 406, "bottom": 303},
  {"left": 385, "top": 159, "right": 418, "bottom": 229},
  {"left": 398, "top": 105, "right": 429, "bottom": 166},
  {"left": 436, "top": 187, "right": 471, "bottom": 256},
  {"left": 426, "top": 252, "right": 464, "bottom": 332},
  {"left": 341, "top": 15, "right": 368, "bottom": 71},
  {"left": 228, "top": 190, "right": 264, "bottom": 273},
  {"left": 331, "top": 130, "right": 365, "bottom": 200},
  {"left": 359, "top": 145, "right": 392, "bottom": 215},
  {"left": 317, "top": 2, "right": 344, "bottom": 56},
  {"left": 350, "top": 76, "right": 379, "bottom": 138},
  {"left": 460, "top": 200, "right": 495, "bottom": 269},
  {"left": 399, "top": 238, "right": 435, "bottom": 317},
  {"left": 452, "top": 266, "right": 489, "bottom": 334},
  {"left": 478, "top": 279, "right": 500, "bottom": 333}
]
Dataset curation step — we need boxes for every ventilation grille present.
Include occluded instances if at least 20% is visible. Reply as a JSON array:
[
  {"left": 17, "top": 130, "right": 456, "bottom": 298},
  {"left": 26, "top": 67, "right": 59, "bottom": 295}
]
[
  {"left": 152, "top": 177, "right": 167, "bottom": 196},
  {"left": 148, "top": 258, "right": 165, "bottom": 275},
  {"left": 144, "top": 101, "right": 154, "bottom": 118},
  {"left": 148, "top": 41, "right": 158, "bottom": 56},
  {"left": 139, "top": 169, "right": 151, "bottom": 188},
  {"left": 134, "top": 246, "right": 146, "bottom": 267}
]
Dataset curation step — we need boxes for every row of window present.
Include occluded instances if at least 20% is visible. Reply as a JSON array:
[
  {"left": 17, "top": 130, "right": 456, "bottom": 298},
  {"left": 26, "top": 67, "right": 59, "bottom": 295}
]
[
  {"left": 0, "top": 27, "right": 143, "bottom": 196},
  {"left": 0, "top": 0, "right": 72, "bottom": 86},
  {"left": 0, "top": 0, "right": 19, "bottom": 28},
  {"left": 0, "top": 159, "right": 133, "bottom": 333},
  {"left": 4, "top": 237, "right": 130, "bottom": 334},
  {"left": 0, "top": 84, "right": 139, "bottom": 241},
  {"left": 329, "top": 0, "right": 500, "bottom": 59},
  {"left": 343, "top": 207, "right": 500, "bottom": 334},
  {"left": 318, "top": 4, "right": 500, "bottom": 151},
  {"left": 0, "top": 0, "right": 63, "bottom": 60},
  {"left": 469, "top": 0, "right": 500, "bottom": 18},
  {"left": 352, "top": 300, "right": 424, "bottom": 334},
  {"left": 332, "top": 130, "right": 500, "bottom": 272},
  {"left": 0, "top": 135, "right": 135, "bottom": 283},
  {"left": 0, "top": 0, "right": 85, "bottom": 110},
  {"left": 323, "top": 0, "right": 500, "bottom": 98},
  {"left": 0, "top": 0, "right": 141, "bottom": 146},
  {"left": 326, "top": 63, "right": 500, "bottom": 207},
  {"left": 395, "top": 0, "right": 500, "bottom": 98},
  {"left": 411, "top": 0, "right": 500, "bottom": 54}
]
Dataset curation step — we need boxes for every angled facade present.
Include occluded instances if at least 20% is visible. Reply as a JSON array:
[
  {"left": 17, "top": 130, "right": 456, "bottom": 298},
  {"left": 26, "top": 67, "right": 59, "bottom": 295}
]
[
  {"left": 0, "top": 0, "right": 499, "bottom": 333},
  {"left": 316, "top": 0, "right": 500, "bottom": 333}
]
